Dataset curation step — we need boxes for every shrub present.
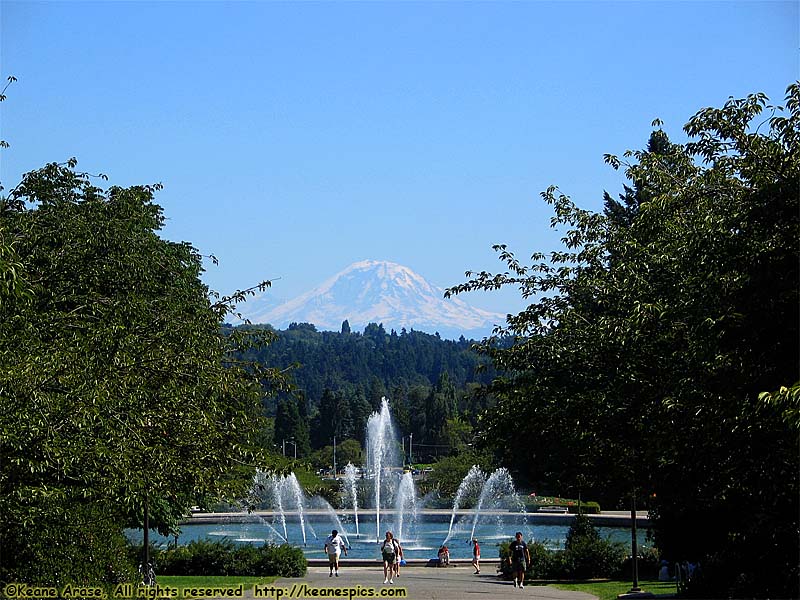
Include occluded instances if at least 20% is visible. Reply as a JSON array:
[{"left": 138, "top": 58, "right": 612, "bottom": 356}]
[
  {"left": 527, "top": 541, "right": 564, "bottom": 579},
  {"left": 619, "top": 545, "right": 660, "bottom": 580},
  {"left": 522, "top": 496, "right": 601, "bottom": 514},
  {"left": 497, "top": 515, "right": 628, "bottom": 580},
  {"left": 157, "top": 540, "right": 236, "bottom": 576},
  {"left": 561, "top": 536, "right": 626, "bottom": 579},
  {"left": 562, "top": 513, "right": 626, "bottom": 579},
  {"left": 569, "top": 502, "right": 600, "bottom": 514},
  {"left": 2, "top": 503, "right": 137, "bottom": 586},
  {"left": 497, "top": 540, "right": 513, "bottom": 577},
  {"left": 155, "top": 540, "right": 306, "bottom": 577},
  {"left": 565, "top": 514, "right": 599, "bottom": 549},
  {"left": 257, "top": 544, "right": 307, "bottom": 577},
  {"left": 231, "top": 545, "right": 261, "bottom": 576}
]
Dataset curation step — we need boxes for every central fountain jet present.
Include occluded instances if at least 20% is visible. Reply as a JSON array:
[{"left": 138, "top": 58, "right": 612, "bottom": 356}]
[{"left": 365, "top": 397, "right": 402, "bottom": 541}]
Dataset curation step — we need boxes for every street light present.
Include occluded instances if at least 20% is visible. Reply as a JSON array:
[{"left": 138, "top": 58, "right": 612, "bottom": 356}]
[
  {"left": 282, "top": 438, "right": 297, "bottom": 460},
  {"left": 333, "top": 435, "right": 337, "bottom": 479},
  {"left": 627, "top": 489, "right": 643, "bottom": 594}
]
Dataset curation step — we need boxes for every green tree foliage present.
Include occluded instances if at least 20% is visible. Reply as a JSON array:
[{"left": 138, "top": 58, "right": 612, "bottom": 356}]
[
  {"left": 347, "top": 386, "right": 373, "bottom": 442},
  {"left": 274, "top": 397, "right": 311, "bottom": 457},
  {"left": 427, "top": 450, "right": 494, "bottom": 499},
  {"left": 236, "top": 323, "right": 497, "bottom": 456},
  {"left": 448, "top": 85, "right": 800, "bottom": 598},
  {"left": 237, "top": 323, "right": 495, "bottom": 408},
  {"left": 438, "top": 417, "right": 473, "bottom": 456},
  {"left": 311, "top": 388, "right": 353, "bottom": 447},
  {"left": 387, "top": 386, "right": 410, "bottom": 433},
  {"left": 0, "top": 77, "right": 28, "bottom": 307},
  {"left": 0, "top": 162, "right": 286, "bottom": 584},
  {"left": 335, "top": 438, "right": 363, "bottom": 466},
  {"left": 425, "top": 373, "right": 457, "bottom": 445},
  {"left": 0, "top": 222, "right": 27, "bottom": 306},
  {"left": 309, "top": 438, "right": 363, "bottom": 471}
]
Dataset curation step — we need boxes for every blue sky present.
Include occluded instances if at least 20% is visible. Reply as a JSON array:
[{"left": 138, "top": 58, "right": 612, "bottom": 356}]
[{"left": 2, "top": 1, "right": 797, "bottom": 316}]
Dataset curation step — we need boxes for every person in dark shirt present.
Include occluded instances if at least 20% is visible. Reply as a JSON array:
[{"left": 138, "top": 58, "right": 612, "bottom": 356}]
[{"left": 508, "top": 531, "right": 531, "bottom": 588}]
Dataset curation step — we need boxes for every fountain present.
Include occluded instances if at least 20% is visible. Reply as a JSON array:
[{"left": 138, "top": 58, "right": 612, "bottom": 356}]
[
  {"left": 256, "top": 399, "right": 525, "bottom": 553},
  {"left": 126, "top": 397, "right": 648, "bottom": 559},
  {"left": 314, "top": 497, "right": 351, "bottom": 548},
  {"left": 285, "top": 473, "right": 311, "bottom": 545},
  {"left": 468, "top": 467, "right": 524, "bottom": 541},
  {"left": 252, "top": 471, "right": 312, "bottom": 545},
  {"left": 343, "top": 462, "right": 360, "bottom": 538},
  {"left": 442, "top": 464, "right": 486, "bottom": 545},
  {"left": 394, "top": 471, "right": 418, "bottom": 544},
  {"left": 439, "top": 465, "right": 530, "bottom": 548},
  {"left": 365, "top": 397, "right": 402, "bottom": 541}
]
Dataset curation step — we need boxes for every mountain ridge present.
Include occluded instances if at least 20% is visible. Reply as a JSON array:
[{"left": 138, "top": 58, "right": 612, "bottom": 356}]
[{"left": 238, "top": 259, "right": 505, "bottom": 339}]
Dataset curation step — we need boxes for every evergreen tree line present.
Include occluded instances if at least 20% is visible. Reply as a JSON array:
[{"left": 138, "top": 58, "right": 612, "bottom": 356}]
[{"left": 230, "top": 321, "right": 500, "bottom": 462}]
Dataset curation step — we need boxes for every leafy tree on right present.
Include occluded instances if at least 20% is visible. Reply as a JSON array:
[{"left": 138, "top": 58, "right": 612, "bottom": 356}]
[{"left": 448, "top": 84, "right": 799, "bottom": 598}]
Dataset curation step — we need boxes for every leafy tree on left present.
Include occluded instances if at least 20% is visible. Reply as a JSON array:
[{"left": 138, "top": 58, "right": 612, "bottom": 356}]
[{"left": 0, "top": 161, "right": 287, "bottom": 585}]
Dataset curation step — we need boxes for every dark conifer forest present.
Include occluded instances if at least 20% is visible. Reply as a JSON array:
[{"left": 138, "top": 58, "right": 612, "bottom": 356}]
[{"left": 230, "top": 321, "right": 499, "bottom": 460}]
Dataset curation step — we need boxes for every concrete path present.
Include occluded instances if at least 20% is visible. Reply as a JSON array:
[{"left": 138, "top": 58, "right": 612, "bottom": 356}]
[{"left": 265, "top": 565, "right": 598, "bottom": 600}]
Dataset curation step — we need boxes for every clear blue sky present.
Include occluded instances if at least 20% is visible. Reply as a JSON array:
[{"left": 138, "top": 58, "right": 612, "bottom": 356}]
[{"left": 2, "top": 1, "right": 797, "bottom": 315}]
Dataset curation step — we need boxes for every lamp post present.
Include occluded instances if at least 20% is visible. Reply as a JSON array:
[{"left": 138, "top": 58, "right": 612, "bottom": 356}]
[
  {"left": 142, "top": 494, "right": 150, "bottom": 584},
  {"left": 616, "top": 488, "right": 654, "bottom": 599},
  {"left": 629, "top": 489, "right": 641, "bottom": 593},
  {"left": 333, "top": 435, "right": 337, "bottom": 479},
  {"left": 283, "top": 438, "right": 297, "bottom": 459},
  {"left": 409, "top": 432, "right": 413, "bottom": 465}
]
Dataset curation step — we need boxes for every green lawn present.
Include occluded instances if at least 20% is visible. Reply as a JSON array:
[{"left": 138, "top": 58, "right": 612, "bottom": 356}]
[
  {"left": 157, "top": 575, "right": 279, "bottom": 588},
  {"left": 548, "top": 579, "right": 676, "bottom": 600}
]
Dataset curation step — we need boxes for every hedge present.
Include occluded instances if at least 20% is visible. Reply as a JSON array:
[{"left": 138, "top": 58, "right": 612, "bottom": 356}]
[
  {"left": 496, "top": 514, "right": 655, "bottom": 580},
  {"left": 154, "top": 540, "right": 306, "bottom": 577},
  {"left": 522, "top": 496, "right": 601, "bottom": 514}
]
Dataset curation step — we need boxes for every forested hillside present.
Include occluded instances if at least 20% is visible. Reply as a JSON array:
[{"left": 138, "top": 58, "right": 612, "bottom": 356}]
[{"left": 230, "top": 321, "right": 499, "bottom": 461}]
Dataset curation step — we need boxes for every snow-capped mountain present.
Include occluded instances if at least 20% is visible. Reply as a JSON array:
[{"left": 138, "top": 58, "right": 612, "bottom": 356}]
[{"left": 238, "top": 260, "right": 506, "bottom": 339}]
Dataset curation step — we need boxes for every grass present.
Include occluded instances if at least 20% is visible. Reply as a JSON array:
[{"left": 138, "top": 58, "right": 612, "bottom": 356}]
[
  {"left": 548, "top": 579, "right": 677, "bottom": 600},
  {"left": 157, "top": 575, "right": 279, "bottom": 588}
]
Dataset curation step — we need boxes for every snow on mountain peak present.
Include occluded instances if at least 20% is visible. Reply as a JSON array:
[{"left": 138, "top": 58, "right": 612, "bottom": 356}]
[{"left": 239, "top": 260, "right": 505, "bottom": 339}]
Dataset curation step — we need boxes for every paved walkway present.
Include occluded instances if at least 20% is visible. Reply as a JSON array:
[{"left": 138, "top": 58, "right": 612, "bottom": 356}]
[{"left": 265, "top": 565, "right": 598, "bottom": 600}]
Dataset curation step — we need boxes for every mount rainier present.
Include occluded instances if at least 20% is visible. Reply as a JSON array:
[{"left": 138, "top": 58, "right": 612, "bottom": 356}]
[{"left": 238, "top": 260, "right": 506, "bottom": 339}]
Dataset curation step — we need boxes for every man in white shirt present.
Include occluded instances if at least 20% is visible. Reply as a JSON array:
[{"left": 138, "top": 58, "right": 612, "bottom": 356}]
[{"left": 324, "top": 529, "right": 348, "bottom": 577}]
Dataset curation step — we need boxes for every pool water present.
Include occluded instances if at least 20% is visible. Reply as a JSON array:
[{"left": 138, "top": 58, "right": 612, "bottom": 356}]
[{"left": 127, "top": 513, "right": 645, "bottom": 561}]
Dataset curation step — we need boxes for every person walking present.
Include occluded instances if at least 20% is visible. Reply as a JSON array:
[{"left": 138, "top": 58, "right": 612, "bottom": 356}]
[
  {"left": 323, "top": 529, "right": 347, "bottom": 577},
  {"left": 508, "top": 531, "right": 531, "bottom": 588},
  {"left": 471, "top": 538, "right": 481, "bottom": 574},
  {"left": 381, "top": 531, "right": 400, "bottom": 584},
  {"left": 393, "top": 537, "right": 404, "bottom": 579}
]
